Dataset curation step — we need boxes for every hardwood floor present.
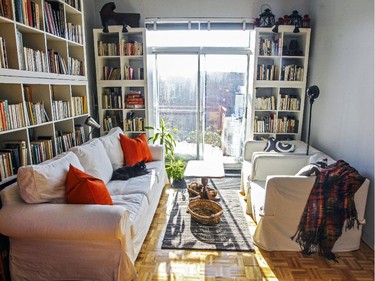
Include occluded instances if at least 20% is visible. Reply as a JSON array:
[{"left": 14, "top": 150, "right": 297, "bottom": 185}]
[{"left": 134, "top": 185, "right": 374, "bottom": 281}]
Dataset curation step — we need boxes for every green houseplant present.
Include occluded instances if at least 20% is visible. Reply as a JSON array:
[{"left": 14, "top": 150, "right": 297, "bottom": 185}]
[{"left": 146, "top": 118, "right": 186, "bottom": 188}]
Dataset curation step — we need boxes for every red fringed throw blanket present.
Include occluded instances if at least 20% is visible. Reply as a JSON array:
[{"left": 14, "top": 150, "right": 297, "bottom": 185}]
[{"left": 291, "top": 160, "right": 366, "bottom": 261}]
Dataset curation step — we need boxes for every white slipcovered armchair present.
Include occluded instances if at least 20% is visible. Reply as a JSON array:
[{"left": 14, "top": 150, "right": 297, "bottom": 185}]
[{"left": 241, "top": 140, "right": 370, "bottom": 252}]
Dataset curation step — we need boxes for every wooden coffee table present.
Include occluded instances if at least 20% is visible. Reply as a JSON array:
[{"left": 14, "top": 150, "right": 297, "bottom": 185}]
[{"left": 184, "top": 160, "right": 225, "bottom": 187}]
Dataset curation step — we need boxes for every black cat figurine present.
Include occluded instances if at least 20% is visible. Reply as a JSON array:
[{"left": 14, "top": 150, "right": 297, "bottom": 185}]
[{"left": 111, "top": 161, "right": 149, "bottom": 181}]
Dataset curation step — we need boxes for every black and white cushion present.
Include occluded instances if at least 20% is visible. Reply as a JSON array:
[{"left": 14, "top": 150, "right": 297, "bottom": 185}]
[
  {"left": 296, "top": 158, "right": 329, "bottom": 176},
  {"left": 264, "top": 137, "right": 295, "bottom": 153}
]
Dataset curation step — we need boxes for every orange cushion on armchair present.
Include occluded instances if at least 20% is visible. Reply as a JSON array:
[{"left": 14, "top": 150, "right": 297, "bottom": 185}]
[
  {"left": 65, "top": 164, "right": 112, "bottom": 205},
  {"left": 119, "top": 133, "right": 153, "bottom": 166}
]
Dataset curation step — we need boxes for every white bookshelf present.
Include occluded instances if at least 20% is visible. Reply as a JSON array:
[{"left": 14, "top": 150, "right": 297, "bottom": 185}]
[
  {"left": 93, "top": 26, "right": 147, "bottom": 137},
  {"left": 0, "top": 0, "right": 89, "bottom": 185},
  {"left": 248, "top": 26, "right": 311, "bottom": 141}
]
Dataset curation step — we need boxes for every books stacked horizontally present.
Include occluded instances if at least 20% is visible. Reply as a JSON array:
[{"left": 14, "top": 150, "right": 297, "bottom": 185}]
[{"left": 125, "top": 91, "right": 144, "bottom": 109}]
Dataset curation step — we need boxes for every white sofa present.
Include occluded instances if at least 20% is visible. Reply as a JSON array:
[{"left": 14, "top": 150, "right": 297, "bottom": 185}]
[
  {"left": 0, "top": 127, "right": 168, "bottom": 281},
  {"left": 241, "top": 140, "right": 370, "bottom": 252}
]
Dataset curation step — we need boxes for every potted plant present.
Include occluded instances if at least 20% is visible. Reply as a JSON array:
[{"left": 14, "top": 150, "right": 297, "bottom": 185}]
[
  {"left": 146, "top": 118, "right": 186, "bottom": 188},
  {"left": 165, "top": 155, "right": 186, "bottom": 188}
]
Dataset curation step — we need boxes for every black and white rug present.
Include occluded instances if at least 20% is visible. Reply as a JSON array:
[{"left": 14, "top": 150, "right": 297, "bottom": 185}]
[{"left": 161, "top": 177, "right": 254, "bottom": 252}]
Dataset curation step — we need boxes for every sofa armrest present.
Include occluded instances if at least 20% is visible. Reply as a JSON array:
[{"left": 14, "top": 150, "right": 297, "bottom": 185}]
[
  {"left": 263, "top": 175, "right": 316, "bottom": 217},
  {"left": 251, "top": 153, "right": 309, "bottom": 181},
  {"left": 243, "top": 140, "right": 267, "bottom": 161},
  {"left": 149, "top": 144, "right": 164, "bottom": 161},
  {"left": 0, "top": 203, "right": 130, "bottom": 241}
]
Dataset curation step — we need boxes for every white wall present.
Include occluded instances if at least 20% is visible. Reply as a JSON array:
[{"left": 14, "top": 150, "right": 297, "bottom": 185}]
[
  {"left": 305, "top": 0, "right": 374, "bottom": 248},
  {"left": 92, "top": 0, "right": 306, "bottom": 27},
  {"left": 86, "top": 0, "right": 374, "bottom": 248}
]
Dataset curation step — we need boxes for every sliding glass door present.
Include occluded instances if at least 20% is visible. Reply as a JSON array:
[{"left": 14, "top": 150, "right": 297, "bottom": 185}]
[
  {"left": 148, "top": 29, "right": 251, "bottom": 164},
  {"left": 156, "top": 54, "right": 200, "bottom": 160}
]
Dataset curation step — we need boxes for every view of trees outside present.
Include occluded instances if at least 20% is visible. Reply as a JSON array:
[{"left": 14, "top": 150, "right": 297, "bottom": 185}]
[
  {"left": 156, "top": 54, "right": 247, "bottom": 160},
  {"left": 148, "top": 29, "right": 250, "bottom": 161}
]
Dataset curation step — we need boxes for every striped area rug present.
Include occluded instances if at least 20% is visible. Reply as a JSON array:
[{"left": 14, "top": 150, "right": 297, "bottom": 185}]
[{"left": 161, "top": 177, "right": 254, "bottom": 252}]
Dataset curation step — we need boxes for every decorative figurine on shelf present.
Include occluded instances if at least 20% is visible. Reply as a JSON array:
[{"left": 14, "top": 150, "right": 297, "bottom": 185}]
[
  {"left": 283, "top": 15, "right": 290, "bottom": 25},
  {"left": 289, "top": 10, "right": 303, "bottom": 33},
  {"left": 100, "top": 2, "right": 140, "bottom": 33},
  {"left": 302, "top": 14, "right": 311, "bottom": 28},
  {"left": 259, "top": 5, "right": 275, "bottom": 27},
  {"left": 253, "top": 18, "right": 261, "bottom": 27}
]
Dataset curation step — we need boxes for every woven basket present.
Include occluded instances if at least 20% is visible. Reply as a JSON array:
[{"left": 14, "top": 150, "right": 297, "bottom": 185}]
[
  {"left": 188, "top": 199, "right": 223, "bottom": 225},
  {"left": 187, "top": 182, "right": 218, "bottom": 198}
]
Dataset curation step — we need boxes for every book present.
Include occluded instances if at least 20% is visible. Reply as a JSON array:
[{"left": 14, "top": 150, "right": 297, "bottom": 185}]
[
  {"left": 0, "top": 148, "right": 20, "bottom": 174},
  {"left": 3, "top": 140, "right": 27, "bottom": 166}
]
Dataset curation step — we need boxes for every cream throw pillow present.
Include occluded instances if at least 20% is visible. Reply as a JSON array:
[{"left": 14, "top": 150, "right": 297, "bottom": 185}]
[
  {"left": 70, "top": 138, "right": 113, "bottom": 184},
  {"left": 17, "top": 152, "right": 83, "bottom": 203},
  {"left": 99, "top": 127, "right": 124, "bottom": 169}
]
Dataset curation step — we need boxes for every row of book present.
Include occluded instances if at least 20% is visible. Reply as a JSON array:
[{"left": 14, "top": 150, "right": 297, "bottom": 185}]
[
  {"left": 279, "top": 95, "right": 300, "bottom": 111},
  {"left": 23, "top": 47, "right": 49, "bottom": 72},
  {"left": 255, "top": 96, "right": 276, "bottom": 110},
  {"left": 51, "top": 100, "right": 70, "bottom": 120},
  {"left": 98, "top": 41, "right": 120, "bottom": 56},
  {"left": 124, "top": 65, "right": 144, "bottom": 80},
  {"left": 259, "top": 37, "right": 281, "bottom": 56},
  {"left": 122, "top": 41, "right": 143, "bottom": 56},
  {"left": 0, "top": 127, "right": 88, "bottom": 178},
  {"left": 257, "top": 64, "right": 279, "bottom": 81},
  {"left": 0, "top": 101, "right": 27, "bottom": 131},
  {"left": 44, "top": 1, "right": 65, "bottom": 38},
  {"left": 74, "top": 125, "right": 86, "bottom": 146},
  {"left": 0, "top": 0, "right": 11, "bottom": 19},
  {"left": 68, "top": 56, "right": 83, "bottom": 75},
  {"left": 55, "top": 130, "right": 75, "bottom": 155},
  {"left": 66, "top": 22, "right": 83, "bottom": 44},
  {"left": 281, "top": 65, "right": 304, "bottom": 81},
  {"left": 30, "top": 137, "right": 54, "bottom": 165},
  {"left": 0, "top": 140, "right": 27, "bottom": 180},
  {"left": 0, "top": 37, "right": 8, "bottom": 69},
  {"left": 124, "top": 115, "right": 144, "bottom": 132},
  {"left": 102, "top": 88, "right": 122, "bottom": 109},
  {"left": 103, "top": 66, "right": 120, "bottom": 80},
  {"left": 25, "top": 101, "right": 49, "bottom": 125},
  {"left": 72, "top": 96, "right": 87, "bottom": 116},
  {"left": 103, "top": 113, "right": 121, "bottom": 132},
  {"left": 254, "top": 115, "right": 297, "bottom": 134},
  {"left": 14, "top": 0, "right": 41, "bottom": 29},
  {"left": 48, "top": 49, "right": 67, "bottom": 74}
]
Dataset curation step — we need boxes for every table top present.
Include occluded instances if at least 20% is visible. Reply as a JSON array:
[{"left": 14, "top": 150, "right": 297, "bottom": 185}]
[{"left": 184, "top": 160, "right": 225, "bottom": 178}]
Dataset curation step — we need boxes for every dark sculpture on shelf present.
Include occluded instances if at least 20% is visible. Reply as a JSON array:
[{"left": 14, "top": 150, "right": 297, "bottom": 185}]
[{"left": 100, "top": 2, "right": 140, "bottom": 33}]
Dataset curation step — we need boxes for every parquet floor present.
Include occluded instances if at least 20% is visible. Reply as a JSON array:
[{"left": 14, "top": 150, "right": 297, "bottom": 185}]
[{"left": 134, "top": 185, "right": 374, "bottom": 281}]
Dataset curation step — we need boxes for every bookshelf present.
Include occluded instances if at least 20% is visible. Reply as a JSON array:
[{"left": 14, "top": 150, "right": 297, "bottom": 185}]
[
  {"left": 0, "top": 0, "right": 89, "bottom": 185},
  {"left": 93, "top": 26, "right": 147, "bottom": 137},
  {"left": 248, "top": 26, "right": 310, "bottom": 141}
]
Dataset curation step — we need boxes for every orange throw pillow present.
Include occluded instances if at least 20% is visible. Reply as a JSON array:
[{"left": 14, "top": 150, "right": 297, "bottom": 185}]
[
  {"left": 119, "top": 133, "right": 153, "bottom": 166},
  {"left": 65, "top": 164, "right": 112, "bottom": 205}
]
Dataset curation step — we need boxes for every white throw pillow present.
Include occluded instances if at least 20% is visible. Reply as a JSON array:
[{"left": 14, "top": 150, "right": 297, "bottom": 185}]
[
  {"left": 99, "top": 127, "right": 124, "bottom": 169},
  {"left": 70, "top": 138, "right": 113, "bottom": 184},
  {"left": 17, "top": 152, "right": 83, "bottom": 203}
]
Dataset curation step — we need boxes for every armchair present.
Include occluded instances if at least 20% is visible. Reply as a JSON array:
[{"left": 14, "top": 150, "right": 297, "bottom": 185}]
[{"left": 241, "top": 139, "right": 370, "bottom": 252}]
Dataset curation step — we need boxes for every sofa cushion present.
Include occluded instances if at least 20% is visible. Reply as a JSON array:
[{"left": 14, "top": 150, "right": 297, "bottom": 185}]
[
  {"left": 65, "top": 164, "right": 112, "bottom": 205},
  {"left": 17, "top": 152, "right": 84, "bottom": 203},
  {"left": 264, "top": 137, "right": 295, "bottom": 153},
  {"left": 70, "top": 138, "right": 113, "bottom": 184},
  {"left": 119, "top": 133, "right": 153, "bottom": 166},
  {"left": 99, "top": 127, "right": 124, "bottom": 169}
]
